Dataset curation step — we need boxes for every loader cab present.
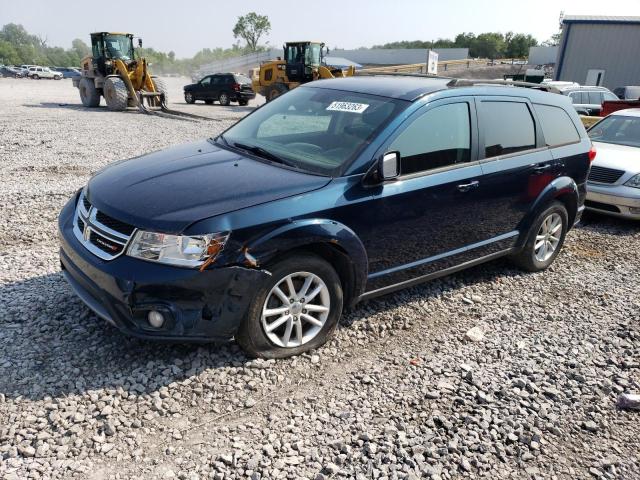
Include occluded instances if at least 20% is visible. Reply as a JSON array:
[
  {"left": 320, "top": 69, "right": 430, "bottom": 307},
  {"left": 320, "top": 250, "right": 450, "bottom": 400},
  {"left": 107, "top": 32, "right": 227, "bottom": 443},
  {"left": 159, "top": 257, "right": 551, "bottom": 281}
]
[
  {"left": 283, "top": 41, "right": 324, "bottom": 83},
  {"left": 91, "top": 32, "right": 135, "bottom": 76}
]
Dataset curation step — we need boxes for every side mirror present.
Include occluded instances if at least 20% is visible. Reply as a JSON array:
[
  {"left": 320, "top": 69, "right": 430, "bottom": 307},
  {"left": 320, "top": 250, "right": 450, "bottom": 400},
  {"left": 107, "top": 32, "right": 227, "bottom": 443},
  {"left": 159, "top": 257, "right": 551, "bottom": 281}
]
[{"left": 379, "top": 152, "right": 400, "bottom": 180}]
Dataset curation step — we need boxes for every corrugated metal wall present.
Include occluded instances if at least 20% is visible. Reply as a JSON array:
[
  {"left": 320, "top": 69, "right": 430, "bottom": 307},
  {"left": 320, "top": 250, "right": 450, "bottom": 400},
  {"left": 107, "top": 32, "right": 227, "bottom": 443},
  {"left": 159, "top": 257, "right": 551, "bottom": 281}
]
[{"left": 555, "top": 23, "right": 640, "bottom": 88}]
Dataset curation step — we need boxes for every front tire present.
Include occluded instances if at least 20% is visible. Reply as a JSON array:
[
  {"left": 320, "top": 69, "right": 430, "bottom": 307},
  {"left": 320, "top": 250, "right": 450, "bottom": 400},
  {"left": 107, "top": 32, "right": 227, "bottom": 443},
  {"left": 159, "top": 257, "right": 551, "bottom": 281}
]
[
  {"left": 511, "top": 202, "right": 568, "bottom": 272},
  {"left": 236, "top": 254, "right": 343, "bottom": 359},
  {"left": 103, "top": 76, "right": 129, "bottom": 111},
  {"left": 151, "top": 77, "right": 168, "bottom": 106},
  {"left": 184, "top": 91, "right": 195, "bottom": 104}
]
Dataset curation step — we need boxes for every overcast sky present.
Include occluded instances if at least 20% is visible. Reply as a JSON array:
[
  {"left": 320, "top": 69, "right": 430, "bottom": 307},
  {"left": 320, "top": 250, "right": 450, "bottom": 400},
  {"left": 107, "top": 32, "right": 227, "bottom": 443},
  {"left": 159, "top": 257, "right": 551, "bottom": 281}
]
[{"left": 2, "top": 0, "right": 640, "bottom": 58}]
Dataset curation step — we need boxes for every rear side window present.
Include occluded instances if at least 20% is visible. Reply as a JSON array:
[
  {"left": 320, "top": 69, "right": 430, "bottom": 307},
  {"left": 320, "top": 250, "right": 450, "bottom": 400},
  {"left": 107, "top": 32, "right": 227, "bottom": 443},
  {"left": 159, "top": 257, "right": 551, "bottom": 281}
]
[
  {"left": 588, "top": 92, "right": 603, "bottom": 105},
  {"left": 570, "top": 92, "right": 584, "bottom": 104},
  {"left": 480, "top": 101, "right": 536, "bottom": 157},
  {"left": 534, "top": 104, "right": 580, "bottom": 146},
  {"left": 390, "top": 102, "right": 471, "bottom": 175}
]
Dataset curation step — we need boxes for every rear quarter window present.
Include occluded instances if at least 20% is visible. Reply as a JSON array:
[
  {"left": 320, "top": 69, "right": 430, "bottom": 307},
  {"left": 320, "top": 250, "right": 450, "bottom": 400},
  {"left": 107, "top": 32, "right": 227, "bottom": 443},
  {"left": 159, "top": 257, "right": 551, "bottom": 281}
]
[
  {"left": 534, "top": 104, "right": 580, "bottom": 146},
  {"left": 234, "top": 74, "right": 252, "bottom": 84}
]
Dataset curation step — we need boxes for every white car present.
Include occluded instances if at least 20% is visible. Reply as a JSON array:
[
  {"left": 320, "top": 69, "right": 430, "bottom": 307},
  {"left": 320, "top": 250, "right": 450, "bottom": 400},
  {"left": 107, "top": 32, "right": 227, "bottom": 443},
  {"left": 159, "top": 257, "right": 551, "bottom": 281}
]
[
  {"left": 586, "top": 109, "right": 640, "bottom": 219},
  {"left": 28, "top": 66, "right": 62, "bottom": 80}
]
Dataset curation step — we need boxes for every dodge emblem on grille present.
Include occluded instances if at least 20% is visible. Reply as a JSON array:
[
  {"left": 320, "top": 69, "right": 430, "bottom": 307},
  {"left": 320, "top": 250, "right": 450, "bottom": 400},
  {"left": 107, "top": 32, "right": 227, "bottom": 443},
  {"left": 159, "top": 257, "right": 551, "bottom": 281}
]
[{"left": 83, "top": 225, "right": 91, "bottom": 242}]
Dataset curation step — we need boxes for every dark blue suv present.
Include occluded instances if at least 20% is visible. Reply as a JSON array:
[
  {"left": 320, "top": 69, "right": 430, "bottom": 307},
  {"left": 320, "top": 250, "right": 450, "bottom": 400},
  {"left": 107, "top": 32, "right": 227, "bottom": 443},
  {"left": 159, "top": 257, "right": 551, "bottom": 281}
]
[{"left": 58, "top": 76, "right": 593, "bottom": 358}]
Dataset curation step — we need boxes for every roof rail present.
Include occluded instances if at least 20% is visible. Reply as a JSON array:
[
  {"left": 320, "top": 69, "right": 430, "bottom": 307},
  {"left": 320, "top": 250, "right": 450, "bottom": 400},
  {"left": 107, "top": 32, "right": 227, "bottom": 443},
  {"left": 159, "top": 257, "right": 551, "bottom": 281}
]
[
  {"left": 446, "top": 78, "right": 561, "bottom": 94},
  {"left": 355, "top": 71, "right": 446, "bottom": 79}
]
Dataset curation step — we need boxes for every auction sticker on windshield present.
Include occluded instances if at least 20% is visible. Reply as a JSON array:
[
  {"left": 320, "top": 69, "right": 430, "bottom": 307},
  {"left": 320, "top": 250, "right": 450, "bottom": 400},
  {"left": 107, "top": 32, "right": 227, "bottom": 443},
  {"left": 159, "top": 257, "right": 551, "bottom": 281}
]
[{"left": 326, "top": 101, "right": 369, "bottom": 113}]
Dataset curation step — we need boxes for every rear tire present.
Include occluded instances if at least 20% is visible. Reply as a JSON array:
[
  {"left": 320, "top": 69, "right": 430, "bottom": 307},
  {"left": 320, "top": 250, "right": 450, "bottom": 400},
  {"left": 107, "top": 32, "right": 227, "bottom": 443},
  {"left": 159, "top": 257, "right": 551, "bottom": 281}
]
[
  {"left": 79, "top": 77, "right": 100, "bottom": 107},
  {"left": 236, "top": 254, "right": 343, "bottom": 359},
  {"left": 103, "top": 76, "right": 129, "bottom": 111},
  {"left": 32, "top": 74, "right": 39, "bottom": 80},
  {"left": 511, "top": 202, "right": 568, "bottom": 272},
  {"left": 266, "top": 83, "right": 287, "bottom": 102},
  {"left": 218, "top": 92, "right": 231, "bottom": 106}
]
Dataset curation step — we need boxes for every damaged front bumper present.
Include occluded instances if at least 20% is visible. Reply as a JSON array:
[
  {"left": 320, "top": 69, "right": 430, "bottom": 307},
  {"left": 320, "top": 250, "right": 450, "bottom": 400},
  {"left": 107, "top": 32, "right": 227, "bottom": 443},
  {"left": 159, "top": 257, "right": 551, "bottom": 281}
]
[{"left": 58, "top": 197, "right": 269, "bottom": 342}]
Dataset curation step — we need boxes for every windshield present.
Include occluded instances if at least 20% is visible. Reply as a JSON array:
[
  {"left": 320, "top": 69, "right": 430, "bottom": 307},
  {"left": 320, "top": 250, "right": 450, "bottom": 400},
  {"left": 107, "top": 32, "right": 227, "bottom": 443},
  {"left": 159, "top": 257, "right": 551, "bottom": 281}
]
[
  {"left": 219, "top": 86, "right": 406, "bottom": 175},
  {"left": 589, "top": 115, "right": 640, "bottom": 148},
  {"left": 104, "top": 34, "right": 134, "bottom": 61},
  {"left": 286, "top": 44, "right": 321, "bottom": 66}
]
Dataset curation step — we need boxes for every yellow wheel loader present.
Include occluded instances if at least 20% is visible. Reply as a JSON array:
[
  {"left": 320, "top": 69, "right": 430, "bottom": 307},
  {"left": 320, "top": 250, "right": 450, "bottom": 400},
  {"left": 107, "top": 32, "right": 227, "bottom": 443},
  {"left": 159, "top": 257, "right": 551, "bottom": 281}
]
[
  {"left": 73, "top": 32, "right": 210, "bottom": 120},
  {"left": 252, "top": 41, "right": 356, "bottom": 101}
]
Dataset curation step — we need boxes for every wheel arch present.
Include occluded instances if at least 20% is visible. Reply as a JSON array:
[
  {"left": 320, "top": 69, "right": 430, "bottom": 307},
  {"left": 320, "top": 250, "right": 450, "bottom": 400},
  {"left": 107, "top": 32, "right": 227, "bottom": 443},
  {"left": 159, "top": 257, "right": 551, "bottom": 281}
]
[
  {"left": 236, "top": 219, "right": 368, "bottom": 307},
  {"left": 518, "top": 176, "right": 579, "bottom": 247}
]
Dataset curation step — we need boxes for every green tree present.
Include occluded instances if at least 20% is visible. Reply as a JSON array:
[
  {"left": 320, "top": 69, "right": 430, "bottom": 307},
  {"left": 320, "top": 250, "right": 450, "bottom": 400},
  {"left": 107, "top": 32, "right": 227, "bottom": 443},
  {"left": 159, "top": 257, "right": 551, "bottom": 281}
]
[
  {"left": 71, "top": 38, "right": 90, "bottom": 58},
  {"left": 505, "top": 33, "right": 538, "bottom": 58},
  {"left": 472, "top": 32, "right": 505, "bottom": 59},
  {"left": 0, "top": 40, "right": 20, "bottom": 64},
  {"left": 232, "top": 12, "right": 271, "bottom": 52},
  {"left": 542, "top": 32, "right": 562, "bottom": 47}
]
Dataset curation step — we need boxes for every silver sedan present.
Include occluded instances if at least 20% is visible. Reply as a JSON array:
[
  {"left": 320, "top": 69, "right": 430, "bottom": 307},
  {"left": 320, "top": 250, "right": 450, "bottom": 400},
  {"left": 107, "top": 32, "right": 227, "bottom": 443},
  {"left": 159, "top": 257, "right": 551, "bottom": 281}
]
[{"left": 586, "top": 109, "right": 640, "bottom": 220}]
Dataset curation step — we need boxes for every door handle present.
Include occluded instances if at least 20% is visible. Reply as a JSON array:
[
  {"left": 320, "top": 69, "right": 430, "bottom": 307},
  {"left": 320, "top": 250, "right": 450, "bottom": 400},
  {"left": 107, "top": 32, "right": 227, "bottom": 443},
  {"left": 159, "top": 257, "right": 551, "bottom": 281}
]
[
  {"left": 532, "top": 163, "right": 553, "bottom": 173},
  {"left": 457, "top": 180, "right": 479, "bottom": 192}
]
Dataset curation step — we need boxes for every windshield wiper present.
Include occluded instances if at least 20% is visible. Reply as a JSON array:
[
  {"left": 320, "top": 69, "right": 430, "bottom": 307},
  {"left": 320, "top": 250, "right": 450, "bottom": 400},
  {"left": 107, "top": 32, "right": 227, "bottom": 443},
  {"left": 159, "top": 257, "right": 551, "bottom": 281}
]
[{"left": 232, "top": 142, "right": 293, "bottom": 166}]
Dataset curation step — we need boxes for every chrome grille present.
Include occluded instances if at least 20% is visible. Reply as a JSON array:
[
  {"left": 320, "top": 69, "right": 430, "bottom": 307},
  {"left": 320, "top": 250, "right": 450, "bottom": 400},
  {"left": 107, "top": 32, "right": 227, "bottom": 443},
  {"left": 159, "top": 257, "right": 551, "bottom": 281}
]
[
  {"left": 73, "top": 192, "right": 136, "bottom": 260},
  {"left": 588, "top": 166, "right": 625, "bottom": 184}
]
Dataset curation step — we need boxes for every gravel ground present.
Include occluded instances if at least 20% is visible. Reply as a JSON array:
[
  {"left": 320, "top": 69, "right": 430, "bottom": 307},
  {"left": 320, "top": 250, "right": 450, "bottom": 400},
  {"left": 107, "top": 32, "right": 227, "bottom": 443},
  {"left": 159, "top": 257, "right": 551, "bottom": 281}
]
[{"left": 1, "top": 77, "right": 639, "bottom": 480}]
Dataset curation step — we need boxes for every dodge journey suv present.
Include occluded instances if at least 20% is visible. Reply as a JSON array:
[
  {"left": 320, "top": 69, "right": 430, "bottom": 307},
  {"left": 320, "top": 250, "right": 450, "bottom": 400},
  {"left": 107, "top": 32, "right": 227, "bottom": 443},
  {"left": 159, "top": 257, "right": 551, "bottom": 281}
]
[{"left": 59, "top": 76, "right": 593, "bottom": 358}]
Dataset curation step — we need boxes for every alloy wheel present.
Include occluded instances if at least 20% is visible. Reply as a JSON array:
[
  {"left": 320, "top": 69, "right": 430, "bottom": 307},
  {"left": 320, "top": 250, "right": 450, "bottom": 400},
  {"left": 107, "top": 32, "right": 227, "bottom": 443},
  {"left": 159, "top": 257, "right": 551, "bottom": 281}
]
[
  {"left": 261, "top": 272, "right": 330, "bottom": 348},
  {"left": 534, "top": 212, "right": 562, "bottom": 262}
]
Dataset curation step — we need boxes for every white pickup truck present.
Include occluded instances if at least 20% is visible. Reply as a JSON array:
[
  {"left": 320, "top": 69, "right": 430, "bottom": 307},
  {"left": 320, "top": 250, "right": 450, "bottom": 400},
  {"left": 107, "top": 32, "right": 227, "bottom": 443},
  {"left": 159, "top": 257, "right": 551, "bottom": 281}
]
[{"left": 28, "top": 66, "right": 62, "bottom": 80}]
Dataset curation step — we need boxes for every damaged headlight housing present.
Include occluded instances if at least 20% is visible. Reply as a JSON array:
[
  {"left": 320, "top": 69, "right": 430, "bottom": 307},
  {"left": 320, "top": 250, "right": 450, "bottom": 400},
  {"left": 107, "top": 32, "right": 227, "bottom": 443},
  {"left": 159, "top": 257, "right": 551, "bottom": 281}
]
[
  {"left": 127, "top": 231, "right": 229, "bottom": 268},
  {"left": 624, "top": 174, "right": 640, "bottom": 189}
]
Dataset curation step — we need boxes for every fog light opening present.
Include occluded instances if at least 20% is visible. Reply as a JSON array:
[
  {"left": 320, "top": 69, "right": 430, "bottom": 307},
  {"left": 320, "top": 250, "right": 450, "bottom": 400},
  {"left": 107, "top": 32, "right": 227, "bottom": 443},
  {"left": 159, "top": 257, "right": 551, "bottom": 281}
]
[{"left": 147, "top": 310, "right": 165, "bottom": 328}]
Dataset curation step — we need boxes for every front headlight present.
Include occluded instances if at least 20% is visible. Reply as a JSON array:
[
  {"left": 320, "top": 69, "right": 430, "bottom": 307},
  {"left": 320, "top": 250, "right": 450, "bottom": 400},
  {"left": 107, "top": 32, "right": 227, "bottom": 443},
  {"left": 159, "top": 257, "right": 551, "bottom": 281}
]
[
  {"left": 127, "top": 231, "right": 229, "bottom": 268},
  {"left": 624, "top": 174, "right": 640, "bottom": 189}
]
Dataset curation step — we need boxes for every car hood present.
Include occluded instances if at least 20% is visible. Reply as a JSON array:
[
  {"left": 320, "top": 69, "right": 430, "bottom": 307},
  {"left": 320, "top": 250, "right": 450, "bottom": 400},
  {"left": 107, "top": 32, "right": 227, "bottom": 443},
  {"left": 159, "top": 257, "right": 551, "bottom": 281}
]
[
  {"left": 592, "top": 141, "right": 640, "bottom": 173},
  {"left": 86, "top": 140, "right": 331, "bottom": 233},
  {"left": 184, "top": 83, "right": 197, "bottom": 91}
]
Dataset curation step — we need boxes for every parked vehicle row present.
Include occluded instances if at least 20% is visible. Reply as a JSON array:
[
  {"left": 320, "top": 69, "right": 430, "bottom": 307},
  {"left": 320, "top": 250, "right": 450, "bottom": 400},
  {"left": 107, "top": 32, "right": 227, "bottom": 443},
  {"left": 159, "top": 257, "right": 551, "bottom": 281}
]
[
  {"left": 0, "top": 65, "right": 80, "bottom": 79},
  {"left": 60, "top": 75, "right": 593, "bottom": 358}
]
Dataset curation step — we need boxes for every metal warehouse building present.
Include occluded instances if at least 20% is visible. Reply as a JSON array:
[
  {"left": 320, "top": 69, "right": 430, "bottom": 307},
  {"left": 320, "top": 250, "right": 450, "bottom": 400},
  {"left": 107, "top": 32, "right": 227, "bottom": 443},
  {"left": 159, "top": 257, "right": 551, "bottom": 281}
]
[{"left": 555, "top": 15, "right": 640, "bottom": 89}]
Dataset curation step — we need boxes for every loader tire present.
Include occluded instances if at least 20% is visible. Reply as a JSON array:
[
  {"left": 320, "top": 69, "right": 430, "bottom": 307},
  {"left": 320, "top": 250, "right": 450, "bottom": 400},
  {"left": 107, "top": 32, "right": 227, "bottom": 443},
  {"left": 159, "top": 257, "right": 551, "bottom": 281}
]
[
  {"left": 151, "top": 77, "right": 168, "bottom": 106},
  {"left": 103, "top": 76, "right": 129, "bottom": 111},
  {"left": 79, "top": 77, "right": 100, "bottom": 108},
  {"left": 266, "top": 83, "right": 287, "bottom": 102}
]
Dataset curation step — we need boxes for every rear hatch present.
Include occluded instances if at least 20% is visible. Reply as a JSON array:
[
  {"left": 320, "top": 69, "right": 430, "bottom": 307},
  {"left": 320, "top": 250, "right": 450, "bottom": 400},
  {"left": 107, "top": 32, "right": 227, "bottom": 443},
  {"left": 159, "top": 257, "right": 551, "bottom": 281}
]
[{"left": 234, "top": 74, "right": 255, "bottom": 94}]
